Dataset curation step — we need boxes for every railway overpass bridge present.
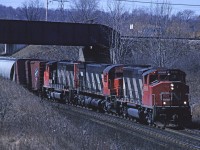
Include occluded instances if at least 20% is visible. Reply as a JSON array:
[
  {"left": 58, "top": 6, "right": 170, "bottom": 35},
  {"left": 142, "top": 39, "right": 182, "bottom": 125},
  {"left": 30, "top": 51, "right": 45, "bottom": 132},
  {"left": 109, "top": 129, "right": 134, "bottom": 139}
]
[{"left": 0, "top": 19, "right": 119, "bottom": 63}]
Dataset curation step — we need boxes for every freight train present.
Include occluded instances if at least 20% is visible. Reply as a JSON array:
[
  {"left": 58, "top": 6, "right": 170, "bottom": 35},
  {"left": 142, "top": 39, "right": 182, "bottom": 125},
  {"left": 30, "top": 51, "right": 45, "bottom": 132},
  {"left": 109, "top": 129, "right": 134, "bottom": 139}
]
[{"left": 0, "top": 57, "right": 192, "bottom": 128}]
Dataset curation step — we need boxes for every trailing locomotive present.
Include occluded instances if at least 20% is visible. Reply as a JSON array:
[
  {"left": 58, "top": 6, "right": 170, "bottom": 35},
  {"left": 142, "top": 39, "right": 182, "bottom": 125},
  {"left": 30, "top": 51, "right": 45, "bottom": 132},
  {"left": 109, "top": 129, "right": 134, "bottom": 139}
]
[{"left": 0, "top": 57, "right": 192, "bottom": 128}]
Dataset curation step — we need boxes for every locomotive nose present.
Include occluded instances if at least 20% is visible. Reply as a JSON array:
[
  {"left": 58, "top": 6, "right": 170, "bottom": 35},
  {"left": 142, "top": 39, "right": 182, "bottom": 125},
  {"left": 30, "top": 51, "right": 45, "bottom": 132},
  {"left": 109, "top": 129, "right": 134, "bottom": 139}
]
[{"left": 172, "top": 114, "right": 179, "bottom": 123}]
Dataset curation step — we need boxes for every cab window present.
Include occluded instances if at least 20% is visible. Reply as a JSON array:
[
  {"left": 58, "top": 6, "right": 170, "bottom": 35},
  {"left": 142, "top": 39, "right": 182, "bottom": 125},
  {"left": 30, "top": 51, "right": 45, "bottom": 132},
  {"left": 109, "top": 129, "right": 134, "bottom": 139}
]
[
  {"left": 149, "top": 75, "right": 158, "bottom": 84},
  {"left": 160, "top": 75, "right": 168, "bottom": 81},
  {"left": 144, "top": 75, "right": 148, "bottom": 84}
]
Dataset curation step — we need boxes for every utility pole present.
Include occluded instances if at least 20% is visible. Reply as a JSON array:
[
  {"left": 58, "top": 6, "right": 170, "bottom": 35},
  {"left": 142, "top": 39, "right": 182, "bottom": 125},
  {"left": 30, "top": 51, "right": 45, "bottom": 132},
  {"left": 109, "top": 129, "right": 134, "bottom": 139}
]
[
  {"left": 46, "top": 0, "right": 68, "bottom": 21},
  {"left": 56, "top": 0, "right": 68, "bottom": 11},
  {"left": 46, "top": 0, "right": 53, "bottom": 21},
  {"left": 46, "top": 0, "right": 49, "bottom": 21},
  {"left": 56, "top": 0, "right": 69, "bottom": 21}
]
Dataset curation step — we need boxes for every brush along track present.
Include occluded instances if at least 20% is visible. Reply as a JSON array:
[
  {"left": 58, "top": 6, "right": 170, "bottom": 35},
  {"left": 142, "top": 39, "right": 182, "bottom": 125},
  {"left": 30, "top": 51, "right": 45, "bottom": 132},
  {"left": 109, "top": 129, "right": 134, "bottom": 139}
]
[
  {"left": 167, "top": 128, "right": 200, "bottom": 143},
  {"left": 165, "top": 128, "right": 200, "bottom": 147},
  {"left": 42, "top": 100, "right": 200, "bottom": 150},
  {"left": 184, "top": 129, "right": 200, "bottom": 136}
]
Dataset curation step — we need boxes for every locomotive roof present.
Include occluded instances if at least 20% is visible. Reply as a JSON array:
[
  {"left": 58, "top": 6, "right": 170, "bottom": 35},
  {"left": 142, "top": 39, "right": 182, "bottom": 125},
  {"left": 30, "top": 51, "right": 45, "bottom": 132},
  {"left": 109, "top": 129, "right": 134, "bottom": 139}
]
[
  {"left": 123, "top": 66, "right": 152, "bottom": 75},
  {"left": 0, "top": 57, "right": 16, "bottom": 60},
  {"left": 47, "top": 61, "right": 57, "bottom": 64},
  {"left": 142, "top": 68, "right": 186, "bottom": 76},
  {"left": 142, "top": 68, "right": 157, "bottom": 76},
  {"left": 87, "top": 63, "right": 110, "bottom": 68},
  {"left": 103, "top": 64, "right": 123, "bottom": 73},
  {"left": 58, "top": 61, "right": 74, "bottom": 65}
]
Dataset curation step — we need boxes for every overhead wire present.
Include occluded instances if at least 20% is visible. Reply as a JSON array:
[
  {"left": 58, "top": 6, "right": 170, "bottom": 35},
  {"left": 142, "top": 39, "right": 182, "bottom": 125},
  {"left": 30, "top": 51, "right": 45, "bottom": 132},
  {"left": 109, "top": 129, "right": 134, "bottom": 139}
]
[{"left": 116, "top": 0, "right": 200, "bottom": 7}]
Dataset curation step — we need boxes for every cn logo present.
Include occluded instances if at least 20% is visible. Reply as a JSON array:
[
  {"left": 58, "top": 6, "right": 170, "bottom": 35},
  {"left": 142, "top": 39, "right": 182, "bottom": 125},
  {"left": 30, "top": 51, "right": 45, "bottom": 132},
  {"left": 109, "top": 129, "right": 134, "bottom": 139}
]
[
  {"left": 35, "top": 68, "right": 39, "bottom": 78},
  {"left": 34, "top": 68, "right": 39, "bottom": 88}
]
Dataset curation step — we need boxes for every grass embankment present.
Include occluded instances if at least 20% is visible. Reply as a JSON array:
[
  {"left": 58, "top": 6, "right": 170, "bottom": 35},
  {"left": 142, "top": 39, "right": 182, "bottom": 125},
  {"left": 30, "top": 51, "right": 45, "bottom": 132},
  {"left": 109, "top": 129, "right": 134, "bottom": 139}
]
[
  {"left": 12, "top": 45, "right": 79, "bottom": 61},
  {"left": 0, "top": 78, "right": 171, "bottom": 150},
  {"left": 187, "top": 73, "right": 200, "bottom": 124}
]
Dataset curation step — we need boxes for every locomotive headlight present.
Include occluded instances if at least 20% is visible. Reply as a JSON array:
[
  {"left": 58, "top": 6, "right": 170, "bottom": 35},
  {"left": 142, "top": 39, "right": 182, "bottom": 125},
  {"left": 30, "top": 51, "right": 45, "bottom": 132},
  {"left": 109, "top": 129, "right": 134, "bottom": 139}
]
[
  {"left": 184, "top": 101, "right": 187, "bottom": 105},
  {"left": 163, "top": 101, "right": 166, "bottom": 105},
  {"left": 170, "top": 83, "right": 174, "bottom": 90}
]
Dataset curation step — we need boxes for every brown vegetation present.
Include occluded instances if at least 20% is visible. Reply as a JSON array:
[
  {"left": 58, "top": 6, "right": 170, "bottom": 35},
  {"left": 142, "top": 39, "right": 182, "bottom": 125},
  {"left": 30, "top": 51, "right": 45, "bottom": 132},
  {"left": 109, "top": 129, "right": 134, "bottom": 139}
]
[
  {"left": 0, "top": 77, "right": 172, "bottom": 150},
  {"left": 192, "top": 104, "right": 200, "bottom": 124},
  {"left": 12, "top": 45, "right": 79, "bottom": 61},
  {"left": 186, "top": 72, "right": 200, "bottom": 124}
]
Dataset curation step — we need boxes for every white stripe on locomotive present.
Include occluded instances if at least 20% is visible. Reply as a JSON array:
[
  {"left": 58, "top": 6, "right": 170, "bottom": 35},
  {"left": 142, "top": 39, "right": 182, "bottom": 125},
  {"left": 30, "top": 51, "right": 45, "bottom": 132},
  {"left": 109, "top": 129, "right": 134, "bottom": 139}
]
[
  {"left": 133, "top": 78, "right": 139, "bottom": 99},
  {"left": 66, "top": 71, "right": 71, "bottom": 87},
  {"left": 57, "top": 69, "right": 61, "bottom": 84},
  {"left": 86, "top": 72, "right": 91, "bottom": 89},
  {"left": 127, "top": 78, "right": 133, "bottom": 99},
  {"left": 91, "top": 73, "right": 96, "bottom": 90},
  {"left": 61, "top": 70, "right": 65, "bottom": 84},
  {"left": 101, "top": 74, "right": 103, "bottom": 88},
  {"left": 139, "top": 79, "right": 143, "bottom": 94},
  {"left": 95, "top": 73, "right": 101, "bottom": 91},
  {"left": 123, "top": 77, "right": 126, "bottom": 97},
  {"left": 70, "top": 71, "right": 74, "bottom": 87}
]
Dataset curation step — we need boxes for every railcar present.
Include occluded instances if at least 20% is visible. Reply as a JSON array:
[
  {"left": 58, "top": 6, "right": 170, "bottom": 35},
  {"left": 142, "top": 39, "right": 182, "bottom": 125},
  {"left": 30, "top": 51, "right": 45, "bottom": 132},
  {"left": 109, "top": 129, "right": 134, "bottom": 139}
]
[
  {"left": 0, "top": 57, "right": 16, "bottom": 80},
  {"left": 30, "top": 60, "right": 47, "bottom": 93},
  {"left": 15, "top": 59, "right": 30, "bottom": 86}
]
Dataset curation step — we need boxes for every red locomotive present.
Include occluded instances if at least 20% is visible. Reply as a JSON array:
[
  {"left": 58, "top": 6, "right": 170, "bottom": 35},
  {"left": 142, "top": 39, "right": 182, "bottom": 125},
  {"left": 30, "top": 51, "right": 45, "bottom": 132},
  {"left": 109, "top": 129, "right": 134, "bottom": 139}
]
[{"left": 0, "top": 57, "right": 192, "bottom": 128}]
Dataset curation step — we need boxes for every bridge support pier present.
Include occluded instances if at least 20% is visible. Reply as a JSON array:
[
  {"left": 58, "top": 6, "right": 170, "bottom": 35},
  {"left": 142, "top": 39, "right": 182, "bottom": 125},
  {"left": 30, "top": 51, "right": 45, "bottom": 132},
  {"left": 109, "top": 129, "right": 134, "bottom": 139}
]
[
  {"left": 79, "top": 46, "right": 111, "bottom": 63},
  {"left": 4, "top": 44, "right": 27, "bottom": 55}
]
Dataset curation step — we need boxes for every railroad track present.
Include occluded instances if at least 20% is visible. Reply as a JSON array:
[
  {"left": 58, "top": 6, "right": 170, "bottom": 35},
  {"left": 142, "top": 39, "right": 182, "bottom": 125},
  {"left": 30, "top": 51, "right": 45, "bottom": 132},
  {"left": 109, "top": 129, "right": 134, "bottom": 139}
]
[{"left": 43, "top": 99, "right": 200, "bottom": 150}]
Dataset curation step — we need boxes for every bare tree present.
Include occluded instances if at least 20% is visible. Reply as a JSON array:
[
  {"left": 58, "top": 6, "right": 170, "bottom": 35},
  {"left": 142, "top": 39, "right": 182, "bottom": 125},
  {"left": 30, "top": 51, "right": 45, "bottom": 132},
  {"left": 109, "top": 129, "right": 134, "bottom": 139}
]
[
  {"left": 106, "top": 0, "right": 130, "bottom": 64},
  {"left": 131, "top": 1, "right": 188, "bottom": 67},
  {"left": 19, "top": 0, "right": 44, "bottom": 21},
  {"left": 172, "top": 10, "right": 196, "bottom": 38},
  {"left": 70, "top": 0, "right": 99, "bottom": 23}
]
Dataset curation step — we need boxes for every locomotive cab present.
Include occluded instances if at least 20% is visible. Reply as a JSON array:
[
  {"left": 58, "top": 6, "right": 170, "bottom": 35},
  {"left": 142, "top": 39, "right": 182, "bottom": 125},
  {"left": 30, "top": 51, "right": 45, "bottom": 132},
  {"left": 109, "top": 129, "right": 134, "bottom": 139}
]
[
  {"left": 103, "top": 65, "right": 123, "bottom": 97},
  {"left": 143, "top": 69, "right": 189, "bottom": 106},
  {"left": 142, "top": 69, "right": 191, "bottom": 126}
]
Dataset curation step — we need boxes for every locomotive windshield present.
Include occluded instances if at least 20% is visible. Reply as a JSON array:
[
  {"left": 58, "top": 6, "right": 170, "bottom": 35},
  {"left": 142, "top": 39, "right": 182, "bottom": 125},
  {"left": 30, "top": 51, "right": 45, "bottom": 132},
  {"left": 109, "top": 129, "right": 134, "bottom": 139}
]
[
  {"left": 149, "top": 70, "right": 186, "bottom": 84},
  {"left": 159, "top": 74, "right": 185, "bottom": 82}
]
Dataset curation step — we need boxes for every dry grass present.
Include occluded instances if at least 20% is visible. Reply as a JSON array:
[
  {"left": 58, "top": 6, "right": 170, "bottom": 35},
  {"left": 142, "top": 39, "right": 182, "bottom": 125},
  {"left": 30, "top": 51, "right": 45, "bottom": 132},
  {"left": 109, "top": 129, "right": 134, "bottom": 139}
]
[
  {"left": 187, "top": 72, "right": 200, "bottom": 124},
  {"left": 0, "top": 77, "right": 172, "bottom": 150},
  {"left": 12, "top": 45, "right": 79, "bottom": 61},
  {"left": 192, "top": 104, "right": 200, "bottom": 124}
]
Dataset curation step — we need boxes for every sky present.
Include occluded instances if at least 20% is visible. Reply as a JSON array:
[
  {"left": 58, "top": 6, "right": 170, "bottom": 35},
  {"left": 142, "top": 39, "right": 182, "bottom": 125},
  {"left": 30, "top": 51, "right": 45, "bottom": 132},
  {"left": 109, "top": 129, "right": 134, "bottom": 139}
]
[{"left": 0, "top": 0, "right": 200, "bottom": 14}]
